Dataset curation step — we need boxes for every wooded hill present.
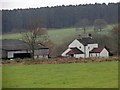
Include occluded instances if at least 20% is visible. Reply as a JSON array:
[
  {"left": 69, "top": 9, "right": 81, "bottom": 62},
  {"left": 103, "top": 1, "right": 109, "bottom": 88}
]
[{"left": 2, "top": 3, "right": 118, "bottom": 33}]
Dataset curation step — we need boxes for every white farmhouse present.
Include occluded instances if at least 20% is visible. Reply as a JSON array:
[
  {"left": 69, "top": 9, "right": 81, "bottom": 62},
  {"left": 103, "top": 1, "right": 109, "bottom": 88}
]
[{"left": 61, "top": 37, "right": 109, "bottom": 58}]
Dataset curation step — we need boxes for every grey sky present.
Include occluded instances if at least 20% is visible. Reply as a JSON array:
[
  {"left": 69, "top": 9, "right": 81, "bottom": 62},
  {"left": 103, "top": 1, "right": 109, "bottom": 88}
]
[{"left": 0, "top": 0, "right": 119, "bottom": 10}]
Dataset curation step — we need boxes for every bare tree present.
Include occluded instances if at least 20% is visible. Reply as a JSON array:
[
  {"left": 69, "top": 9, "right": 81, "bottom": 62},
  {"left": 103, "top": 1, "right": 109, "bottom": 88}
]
[
  {"left": 54, "top": 34, "right": 77, "bottom": 57},
  {"left": 112, "top": 24, "right": 120, "bottom": 55},
  {"left": 75, "top": 18, "right": 90, "bottom": 33},
  {"left": 80, "top": 18, "right": 90, "bottom": 33},
  {"left": 94, "top": 19, "right": 107, "bottom": 32},
  {"left": 22, "top": 28, "right": 48, "bottom": 60}
]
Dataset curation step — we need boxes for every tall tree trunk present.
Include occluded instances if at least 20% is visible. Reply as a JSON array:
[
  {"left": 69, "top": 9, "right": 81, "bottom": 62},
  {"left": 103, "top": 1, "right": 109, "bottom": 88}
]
[
  {"left": 32, "top": 50, "right": 34, "bottom": 60},
  {"left": 83, "top": 27, "right": 86, "bottom": 34},
  {"left": 100, "top": 27, "right": 102, "bottom": 32},
  {"left": 31, "top": 45, "right": 35, "bottom": 60}
]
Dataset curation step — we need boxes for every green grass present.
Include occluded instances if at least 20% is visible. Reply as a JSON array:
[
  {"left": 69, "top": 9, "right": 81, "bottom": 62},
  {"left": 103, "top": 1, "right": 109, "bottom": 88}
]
[
  {"left": 48, "top": 28, "right": 80, "bottom": 45},
  {"left": 1, "top": 24, "right": 115, "bottom": 46},
  {"left": 2, "top": 62, "right": 118, "bottom": 88},
  {"left": 1, "top": 28, "right": 79, "bottom": 45}
]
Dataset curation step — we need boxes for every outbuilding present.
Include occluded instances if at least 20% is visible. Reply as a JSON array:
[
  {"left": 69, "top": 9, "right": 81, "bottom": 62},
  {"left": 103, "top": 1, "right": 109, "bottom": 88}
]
[
  {"left": 0, "top": 39, "right": 49, "bottom": 59},
  {"left": 89, "top": 47, "right": 109, "bottom": 58}
]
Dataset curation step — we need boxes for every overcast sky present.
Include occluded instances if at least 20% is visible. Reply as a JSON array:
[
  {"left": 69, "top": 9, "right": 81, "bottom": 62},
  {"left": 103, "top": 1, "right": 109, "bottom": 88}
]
[{"left": 0, "top": 0, "right": 119, "bottom": 10}]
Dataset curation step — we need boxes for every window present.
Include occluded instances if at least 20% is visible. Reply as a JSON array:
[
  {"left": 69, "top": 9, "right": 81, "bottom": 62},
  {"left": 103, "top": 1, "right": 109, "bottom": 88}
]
[
  {"left": 88, "top": 47, "right": 90, "bottom": 49},
  {"left": 96, "top": 53, "right": 97, "bottom": 56}
]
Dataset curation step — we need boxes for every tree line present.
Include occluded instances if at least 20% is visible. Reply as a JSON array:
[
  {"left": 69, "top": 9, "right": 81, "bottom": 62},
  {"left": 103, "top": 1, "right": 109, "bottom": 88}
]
[{"left": 2, "top": 3, "right": 118, "bottom": 33}]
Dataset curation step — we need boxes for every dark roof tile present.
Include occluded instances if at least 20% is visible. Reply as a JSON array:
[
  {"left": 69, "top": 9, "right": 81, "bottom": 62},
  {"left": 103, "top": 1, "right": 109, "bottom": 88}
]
[
  {"left": 77, "top": 37, "right": 97, "bottom": 46},
  {"left": 89, "top": 48, "right": 103, "bottom": 53},
  {"left": 1, "top": 39, "right": 48, "bottom": 51}
]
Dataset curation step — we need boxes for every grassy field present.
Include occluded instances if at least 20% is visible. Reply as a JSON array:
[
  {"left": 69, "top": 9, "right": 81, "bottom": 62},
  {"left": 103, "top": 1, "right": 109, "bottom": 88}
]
[
  {"left": 2, "top": 62, "right": 118, "bottom": 88},
  {"left": 1, "top": 28, "right": 78, "bottom": 45},
  {"left": 1, "top": 24, "right": 115, "bottom": 46}
]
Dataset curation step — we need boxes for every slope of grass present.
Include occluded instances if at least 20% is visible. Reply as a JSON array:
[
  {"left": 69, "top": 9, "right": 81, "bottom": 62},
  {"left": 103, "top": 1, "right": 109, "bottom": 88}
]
[
  {"left": 1, "top": 24, "right": 115, "bottom": 45},
  {"left": 1, "top": 28, "right": 81, "bottom": 45},
  {"left": 48, "top": 28, "right": 79, "bottom": 45},
  {"left": 2, "top": 62, "right": 118, "bottom": 88}
]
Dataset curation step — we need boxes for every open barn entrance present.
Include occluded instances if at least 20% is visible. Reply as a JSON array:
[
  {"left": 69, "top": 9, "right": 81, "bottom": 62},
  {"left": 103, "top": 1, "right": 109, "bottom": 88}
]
[{"left": 14, "top": 53, "right": 31, "bottom": 59}]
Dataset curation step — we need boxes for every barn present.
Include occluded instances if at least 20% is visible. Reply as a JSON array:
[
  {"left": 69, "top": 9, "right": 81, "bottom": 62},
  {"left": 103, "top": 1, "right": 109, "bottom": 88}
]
[{"left": 0, "top": 39, "right": 49, "bottom": 59}]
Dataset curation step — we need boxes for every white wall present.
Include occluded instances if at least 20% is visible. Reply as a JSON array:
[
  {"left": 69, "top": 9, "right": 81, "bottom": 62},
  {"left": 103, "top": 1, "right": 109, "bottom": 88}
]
[
  {"left": 61, "top": 48, "right": 71, "bottom": 56},
  {"left": 90, "top": 53, "right": 100, "bottom": 57},
  {"left": 34, "top": 55, "right": 48, "bottom": 59},
  {"left": 74, "top": 54, "right": 84, "bottom": 58},
  {"left": 34, "top": 49, "right": 49, "bottom": 56},
  {"left": 90, "top": 48, "right": 109, "bottom": 58},
  {"left": 34, "top": 49, "right": 49, "bottom": 59},
  {"left": 100, "top": 48, "right": 109, "bottom": 57},
  {"left": 8, "top": 50, "right": 28, "bottom": 58},
  {"left": 62, "top": 39, "right": 100, "bottom": 58},
  {"left": 85, "top": 44, "right": 98, "bottom": 58},
  {"left": 69, "top": 40, "right": 99, "bottom": 58},
  {"left": 68, "top": 39, "right": 84, "bottom": 52}
]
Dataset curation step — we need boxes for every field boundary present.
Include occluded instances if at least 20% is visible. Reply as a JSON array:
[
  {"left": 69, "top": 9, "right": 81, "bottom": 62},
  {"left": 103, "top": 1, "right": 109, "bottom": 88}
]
[{"left": 1, "top": 56, "right": 118, "bottom": 65}]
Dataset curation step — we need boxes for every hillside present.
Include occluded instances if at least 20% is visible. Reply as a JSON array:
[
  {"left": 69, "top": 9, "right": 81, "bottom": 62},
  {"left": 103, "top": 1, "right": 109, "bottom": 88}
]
[
  {"left": 1, "top": 24, "right": 115, "bottom": 46},
  {"left": 2, "top": 3, "right": 118, "bottom": 33}
]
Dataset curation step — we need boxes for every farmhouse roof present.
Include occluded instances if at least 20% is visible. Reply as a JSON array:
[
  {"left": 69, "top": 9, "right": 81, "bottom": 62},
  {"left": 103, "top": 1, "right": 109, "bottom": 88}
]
[
  {"left": 1, "top": 39, "right": 48, "bottom": 51},
  {"left": 66, "top": 47, "right": 84, "bottom": 55},
  {"left": 77, "top": 37, "right": 97, "bottom": 46},
  {"left": 89, "top": 48, "right": 103, "bottom": 53}
]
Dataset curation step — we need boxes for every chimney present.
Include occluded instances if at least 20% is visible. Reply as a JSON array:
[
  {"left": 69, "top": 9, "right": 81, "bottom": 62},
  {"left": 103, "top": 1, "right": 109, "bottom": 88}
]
[{"left": 88, "top": 33, "right": 92, "bottom": 38}]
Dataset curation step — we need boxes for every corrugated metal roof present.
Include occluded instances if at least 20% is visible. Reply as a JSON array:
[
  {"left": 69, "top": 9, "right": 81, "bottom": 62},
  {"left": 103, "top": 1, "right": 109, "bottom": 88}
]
[{"left": 0, "top": 39, "right": 48, "bottom": 51}]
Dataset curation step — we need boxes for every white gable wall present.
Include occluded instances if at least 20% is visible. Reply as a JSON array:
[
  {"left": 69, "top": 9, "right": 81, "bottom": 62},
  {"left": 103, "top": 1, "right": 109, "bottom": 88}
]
[
  {"left": 68, "top": 39, "right": 84, "bottom": 52},
  {"left": 100, "top": 48, "right": 109, "bottom": 57}
]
